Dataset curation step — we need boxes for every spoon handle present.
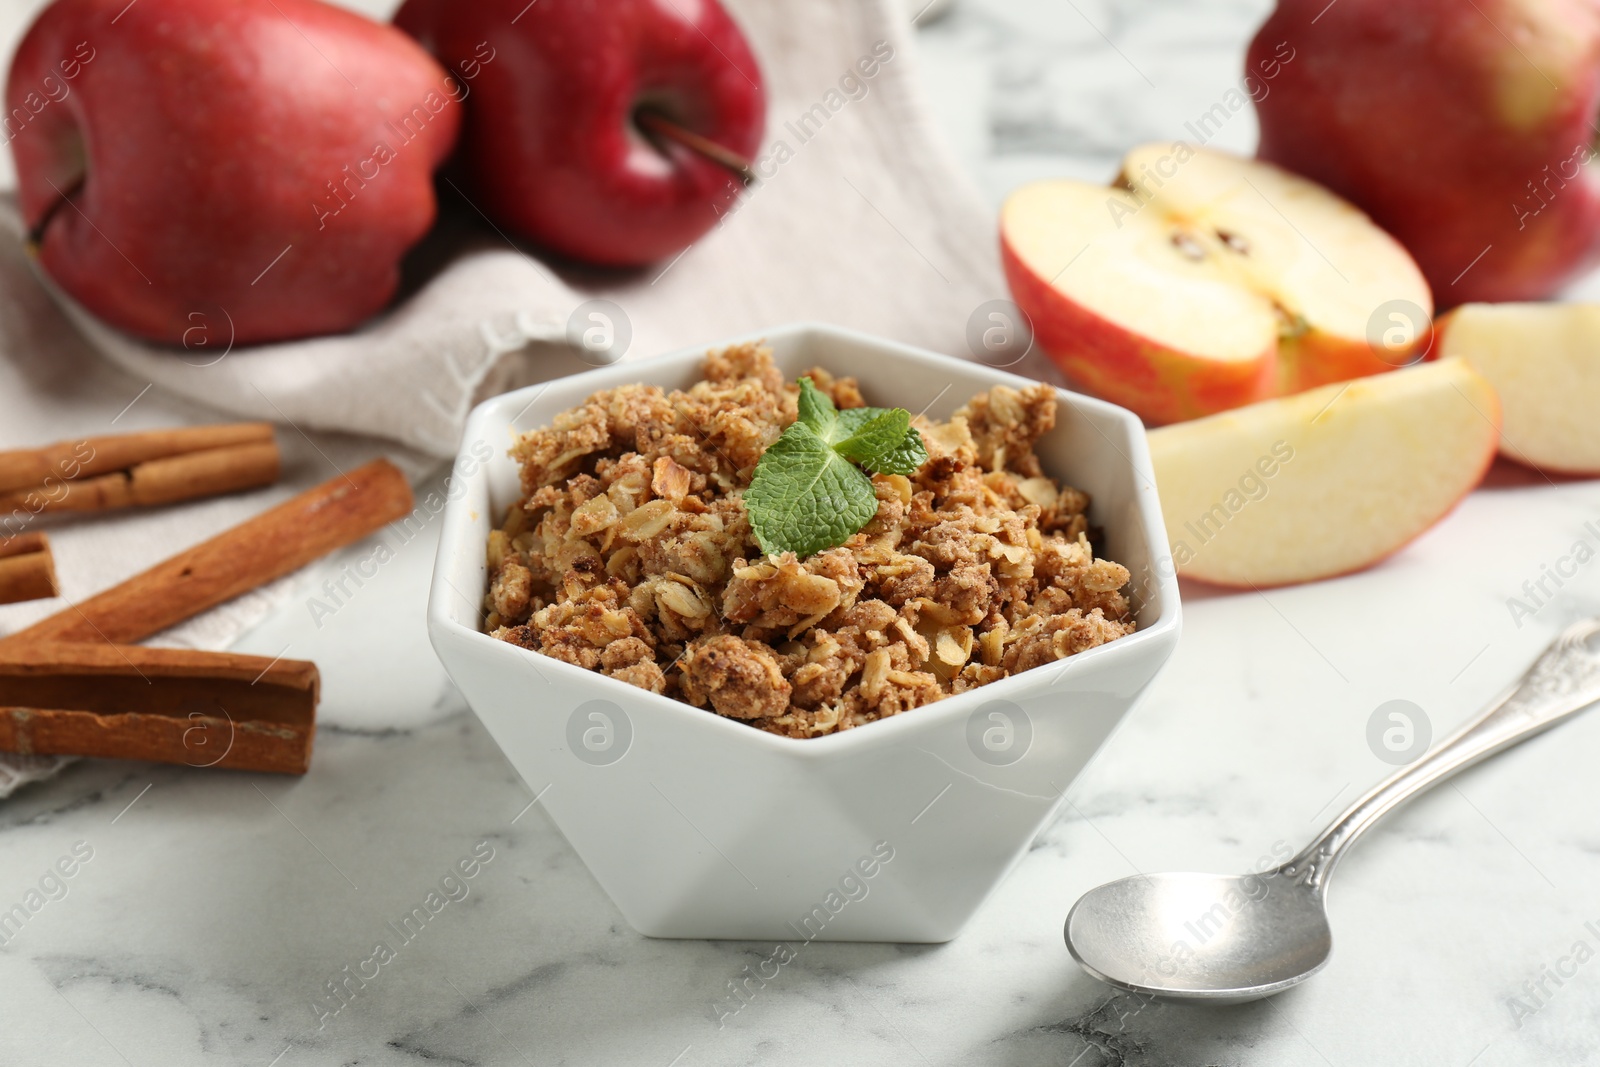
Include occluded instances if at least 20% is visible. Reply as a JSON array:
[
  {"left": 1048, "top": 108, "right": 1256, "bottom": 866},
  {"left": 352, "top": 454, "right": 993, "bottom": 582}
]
[{"left": 1284, "top": 617, "right": 1600, "bottom": 891}]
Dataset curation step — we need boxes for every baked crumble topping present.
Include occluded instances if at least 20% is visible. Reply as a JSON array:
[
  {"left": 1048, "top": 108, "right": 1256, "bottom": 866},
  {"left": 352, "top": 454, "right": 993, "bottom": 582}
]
[{"left": 483, "top": 343, "right": 1135, "bottom": 737}]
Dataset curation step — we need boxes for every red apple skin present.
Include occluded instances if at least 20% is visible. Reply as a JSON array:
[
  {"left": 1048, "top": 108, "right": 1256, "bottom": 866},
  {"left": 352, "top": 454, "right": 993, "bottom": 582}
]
[
  {"left": 7, "top": 0, "right": 460, "bottom": 347},
  {"left": 1249, "top": 0, "right": 1600, "bottom": 304},
  {"left": 1001, "top": 236, "right": 1403, "bottom": 425},
  {"left": 1427, "top": 308, "right": 1463, "bottom": 366},
  {"left": 394, "top": 0, "right": 764, "bottom": 268},
  {"left": 1000, "top": 236, "right": 1274, "bottom": 424},
  {"left": 1277, "top": 331, "right": 1408, "bottom": 395}
]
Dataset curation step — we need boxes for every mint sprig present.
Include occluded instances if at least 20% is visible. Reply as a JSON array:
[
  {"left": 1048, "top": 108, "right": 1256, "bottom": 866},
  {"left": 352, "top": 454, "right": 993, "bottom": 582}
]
[{"left": 743, "top": 378, "right": 928, "bottom": 557}]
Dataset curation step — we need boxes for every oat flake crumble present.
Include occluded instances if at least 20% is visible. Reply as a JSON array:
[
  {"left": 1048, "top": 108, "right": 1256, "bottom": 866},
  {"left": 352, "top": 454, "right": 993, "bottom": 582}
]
[{"left": 484, "top": 343, "right": 1136, "bottom": 738}]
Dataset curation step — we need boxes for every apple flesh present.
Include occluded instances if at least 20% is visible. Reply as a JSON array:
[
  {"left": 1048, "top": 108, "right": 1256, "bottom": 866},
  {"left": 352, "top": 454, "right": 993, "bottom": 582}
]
[
  {"left": 1249, "top": 0, "right": 1600, "bottom": 303},
  {"left": 6, "top": 0, "right": 459, "bottom": 346},
  {"left": 394, "top": 0, "right": 765, "bottom": 268},
  {"left": 1002, "top": 143, "right": 1431, "bottom": 425},
  {"left": 1437, "top": 303, "right": 1600, "bottom": 474},
  {"left": 1147, "top": 358, "right": 1500, "bottom": 587}
]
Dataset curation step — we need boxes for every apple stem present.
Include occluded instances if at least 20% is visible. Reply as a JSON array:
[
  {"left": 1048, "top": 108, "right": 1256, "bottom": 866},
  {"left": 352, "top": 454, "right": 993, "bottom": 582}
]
[
  {"left": 26, "top": 177, "right": 84, "bottom": 250},
  {"left": 635, "top": 110, "right": 755, "bottom": 186}
]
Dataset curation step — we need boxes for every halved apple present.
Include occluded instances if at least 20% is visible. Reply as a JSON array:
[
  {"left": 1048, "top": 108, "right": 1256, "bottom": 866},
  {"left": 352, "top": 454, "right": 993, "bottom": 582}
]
[
  {"left": 1147, "top": 358, "right": 1499, "bottom": 587},
  {"left": 1437, "top": 303, "right": 1600, "bottom": 475},
  {"left": 1001, "top": 143, "right": 1433, "bottom": 425}
]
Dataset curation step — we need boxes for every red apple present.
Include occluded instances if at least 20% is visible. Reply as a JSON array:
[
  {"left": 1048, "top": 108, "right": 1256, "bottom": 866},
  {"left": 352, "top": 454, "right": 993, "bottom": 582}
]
[
  {"left": 1001, "top": 143, "right": 1431, "bottom": 425},
  {"left": 6, "top": 0, "right": 460, "bottom": 346},
  {"left": 1249, "top": 0, "right": 1600, "bottom": 304},
  {"left": 394, "top": 0, "right": 765, "bottom": 268}
]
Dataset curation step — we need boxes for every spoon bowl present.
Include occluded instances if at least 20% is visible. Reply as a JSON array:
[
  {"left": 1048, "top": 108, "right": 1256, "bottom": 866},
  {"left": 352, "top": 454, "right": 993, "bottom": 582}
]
[{"left": 1065, "top": 870, "right": 1332, "bottom": 1004}]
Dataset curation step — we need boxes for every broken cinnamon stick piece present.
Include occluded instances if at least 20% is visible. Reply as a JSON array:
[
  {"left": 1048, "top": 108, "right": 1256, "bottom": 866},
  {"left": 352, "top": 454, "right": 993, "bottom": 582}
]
[
  {"left": 0, "top": 440, "right": 280, "bottom": 514},
  {"left": 0, "top": 532, "right": 56, "bottom": 605},
  {"left": 5, "top": 458, "right": 414, "bottom": 648},
  {"left": 0, "top": 422, "right": 275, "bottom": 494},
  {"left": 0, "top": 643, "right": 317, "bottom": 774}
]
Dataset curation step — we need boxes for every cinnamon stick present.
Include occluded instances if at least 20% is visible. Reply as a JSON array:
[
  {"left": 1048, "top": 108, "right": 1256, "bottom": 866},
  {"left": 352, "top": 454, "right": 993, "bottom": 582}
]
[
  {"left": 0, "top": 441, "right": 280, "bottom": 514},
  {"left": 4, "top": 458, "right": 414, "bottom": 648},
  {"left": 0, "top": 532, "right": 49, "bottom": 561},
  {"left": 0, "top": 532, "right": 56, "bottom": 605},
  {"left": 0, "top": 422, "right": 274, "bottom": 494},
  {"left": 0, "top": 643, "right": 317, "bottom": 773}
]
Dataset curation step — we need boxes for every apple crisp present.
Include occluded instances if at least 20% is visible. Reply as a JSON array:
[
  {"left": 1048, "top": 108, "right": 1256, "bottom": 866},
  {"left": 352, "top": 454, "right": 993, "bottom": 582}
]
[{"left": 484, "top": 343, "right": 1135, "bottom": 737}]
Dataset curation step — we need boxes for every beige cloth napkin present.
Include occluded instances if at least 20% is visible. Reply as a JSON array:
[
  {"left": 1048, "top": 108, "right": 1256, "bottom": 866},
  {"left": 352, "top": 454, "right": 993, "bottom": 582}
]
[{"left": 0, "top": 0, "right": 1028, "bottom": 794}]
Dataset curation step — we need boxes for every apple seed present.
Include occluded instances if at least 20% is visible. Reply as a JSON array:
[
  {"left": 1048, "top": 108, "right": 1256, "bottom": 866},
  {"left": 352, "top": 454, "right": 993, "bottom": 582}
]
[{"left": 1170, "top": 232, "right": 1207, "bottom": 261}]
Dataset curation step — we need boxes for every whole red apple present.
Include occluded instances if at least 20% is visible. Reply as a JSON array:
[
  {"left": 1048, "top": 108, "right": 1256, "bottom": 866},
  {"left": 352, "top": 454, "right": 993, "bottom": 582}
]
[
  {"left": 6, "top": 0, "right": 460, "bottom": 345},
  {"left": 1249, "top": 0, "right": 1600, "bottom": 304},
  {"left": 394, "top": 0, "right": 765, "bottom": 267}
]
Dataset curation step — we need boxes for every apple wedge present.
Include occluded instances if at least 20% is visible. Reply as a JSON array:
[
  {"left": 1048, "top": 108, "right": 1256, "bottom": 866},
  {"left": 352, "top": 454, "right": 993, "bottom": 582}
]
[
  {"left": 1001, "top": 143, "right": 1432, "bottom": 425},
  {"left": 1147, "top": 358, "right": 1499, "bottom": 587},
  {"left": 1436, "top": 303, "right": 1600, "bottom": 475}
]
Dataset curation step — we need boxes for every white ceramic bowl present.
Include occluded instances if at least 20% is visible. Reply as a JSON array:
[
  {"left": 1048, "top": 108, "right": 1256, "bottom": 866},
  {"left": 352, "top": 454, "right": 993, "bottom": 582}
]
[{"left": 428, "top": 323, "right": 1181, "bottom": 942}]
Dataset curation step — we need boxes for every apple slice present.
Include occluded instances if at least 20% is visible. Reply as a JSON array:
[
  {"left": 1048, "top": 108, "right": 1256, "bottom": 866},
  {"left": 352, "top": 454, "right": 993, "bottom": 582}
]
[
  {"left": 1001, "top": 143, "right": 1432, "bottom": 425},
  {"left": 1436, "top": 303, "right": 1600, "bottom": 475},
  {"left": 1146, "top": 358, "right": 1499, "bottom": 587}
]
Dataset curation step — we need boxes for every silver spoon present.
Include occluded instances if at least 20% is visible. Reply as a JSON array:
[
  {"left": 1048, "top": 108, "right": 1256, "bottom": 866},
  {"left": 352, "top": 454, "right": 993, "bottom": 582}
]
[{"left": 1065, "top": 616, "right": 1600, "bottom": 1004}]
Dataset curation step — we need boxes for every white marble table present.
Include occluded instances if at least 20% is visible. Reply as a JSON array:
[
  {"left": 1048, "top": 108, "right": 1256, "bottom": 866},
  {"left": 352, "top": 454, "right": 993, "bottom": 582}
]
[{"left": 5, "top": 1, "right": 1600, "bottom": 1065}]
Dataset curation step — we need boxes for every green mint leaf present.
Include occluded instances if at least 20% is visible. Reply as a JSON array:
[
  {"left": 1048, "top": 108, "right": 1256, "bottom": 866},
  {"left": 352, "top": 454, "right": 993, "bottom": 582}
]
[
  {"left": 833, "top": 408, "right": 909, "bottom": 465},
  {"left": 796, "top": 376, "right": 837, "bottom": 432},
  {"left": 830, "top": 406, "right": 888, "bottom": 439},
  {"left": 744, "top": 377, "right": 931, "bottom": 556},
  {"left": 744, "top": 423, "right": 879, "bottom": 558},
  {"left": 832, "top": 406, "right": 928, "bottom": 475},
  {"left": 860, "top": 425, "right": 928, "bottom": 476}
]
